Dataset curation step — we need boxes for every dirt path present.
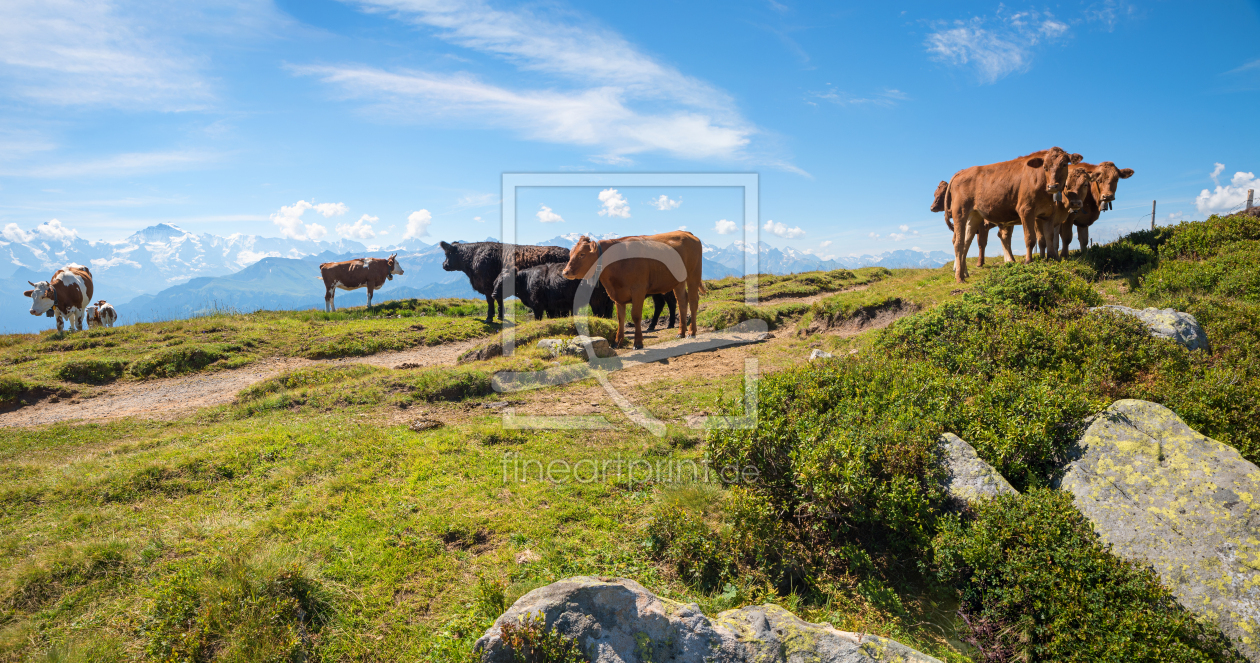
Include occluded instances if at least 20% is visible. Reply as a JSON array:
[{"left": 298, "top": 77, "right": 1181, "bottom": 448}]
[{"left": 0, "top": 338, "right": 486, "bottom": 428}]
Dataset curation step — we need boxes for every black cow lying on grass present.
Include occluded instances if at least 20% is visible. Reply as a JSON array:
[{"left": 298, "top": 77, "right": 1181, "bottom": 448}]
[
  {"left": 439, "top": 241, "right": 570, "bottom": 322},
  {"left": 493, "top": 263, "right": 677, "bottom": 330}
]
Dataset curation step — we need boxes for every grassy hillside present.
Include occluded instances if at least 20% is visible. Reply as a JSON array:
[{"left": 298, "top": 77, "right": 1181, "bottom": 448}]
[{"left": 1, "top": 216, "right": 1258, "bottom": 662}]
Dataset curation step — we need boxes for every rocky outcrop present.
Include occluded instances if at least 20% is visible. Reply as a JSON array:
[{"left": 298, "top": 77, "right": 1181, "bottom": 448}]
[
  {"left": 1058, "top": 399, "right": 1260, "bottom": 661},
  {"left": 1089, "top": 306, "right": 1210, "bottom": 352},
  {"left": 474, "top": 576, "right": 942, "bottom": 663},
  {"left": 537, "top": 336, "right": 615, "bottom": 360},
  {"left": 939, "top": 433, "right": 1018, "bottom": 502}
]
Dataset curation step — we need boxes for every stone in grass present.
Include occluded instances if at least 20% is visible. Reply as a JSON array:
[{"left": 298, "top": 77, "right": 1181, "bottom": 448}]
[
  {"left": 1089, "top": 305, "right": 1210, "bottom": 352},
  {"left": 809, "top": 348, "right": 833, "bottom": 361},
  {"left": 561, "top": 335, "right": 615, "bottom": 360},
  {"left": 939, "top": 433, "right": 1018, "bottom": 502},
  {"left": 473, "top": 576, "right": 943, "bottom": 663},
  {"left": 408, "top": 418, "right": 443, "bottom": 432},
  {"left": 1057, "top": 399, "right": 1260, "bottom": 661},
  {"left": 536, "top": 338, "right": 564, "bottom": 358}
]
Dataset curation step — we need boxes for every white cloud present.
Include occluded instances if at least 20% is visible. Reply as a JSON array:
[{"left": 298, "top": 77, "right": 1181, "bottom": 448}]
[
  {"left": 473, "top": 216, "right": 483, "bottom": 222},
  {"left": 90, "top": 256, "right": 141, "bottom": 269},
  {"left": 0, "top": 0, "right": 233, "bottom": 110},
  {"left": 763, "top": 219, "right": 805, "bottom": 239},
  {"left": 678, "top": 225, "right": 688, "bottom": 231},
  {"left": 236, "top": 249, "right": 281, "bottom": 267},
  {"left": 925, "top": 9, "right": 1071, "bottom": 84},
  {"left": 869, "top": 232, "right": 880, "bottom": 239},
  {"left": 1211, "top": 162, "right": 1226, "bottom": 185},
  {"left": 270, "top": 200, "right": 346, "bottom": 241},
  {"left": 715, "top": 219, "right": 738, "bottom": 235},
  {"left": 808, "top": 85, "right": 910, "bottom": 108},
  {"left": 454, "top": 192, "right": 498, "bottom": 209},
  {"left": 404, "top": 209, "right": 433, "bottom": 239},
  {"left": 820, "top": 240, "right": 832, "bottom": 248},
  {"left": 337, "top": 214, "right": 379, "bottom": 240},
  {"left": 1196, "top": 165, "right": 1260, "bottom": 215},
  {"left": 649, "top": 194, "right": 681, "bottom": 210},
  {"left": 290, "top": 0, "right": 777, "bottom": 166},
  {"left": 2, "top": 150, "right": 219, "bottom": 178},
  {"left": 4, "top": 219, "right": 80, "bottom": 244},
  {"left": 537, "top": 205, "right": 565, "bottom": 223},
  {"left": 899, "top": 224, "right": 910, "bottom": 232},
  {"left": 598, "top": 189, "right": 630, "bottom": 218},
  {"left": 890, "top": 226, "right": 919, "bottom": 242}
]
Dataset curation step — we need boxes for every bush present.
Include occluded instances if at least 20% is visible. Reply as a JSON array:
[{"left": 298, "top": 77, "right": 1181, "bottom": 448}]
[
  {"left": 496, "top": 612, "right": 588, "bottom": 663},
  {"left": 143, "top": 553, "right": 329, "bottom": 663},
  {"left": 934, "top": 489, "right": 1245, "bottom": 662},
  {"left": 1084, "top": 240, "right": 1157, "bottom": 274},
  {"left": 697, "top": 301, "right": 809, "bottom": 331},
  {"left": 398, "top": 367, "right": 492, "bottom": 402},
  {"left": 0, "top": 375, "right": 28, "bottom": 404},
  {"left": 56, "top": 359, "right": 125, "bottom": 383},
  {"left": 1160, "top": 214, "right": 1260, "bottom": 260},
  {"left": 973, "top": 260, "right": 1101, "bottom": 310},
  {"left": 129, "top": 343, "right": 240, "bottom": 377},
  {"left": 1143, "top": 241, "right": 1260, "bottom": 303}
]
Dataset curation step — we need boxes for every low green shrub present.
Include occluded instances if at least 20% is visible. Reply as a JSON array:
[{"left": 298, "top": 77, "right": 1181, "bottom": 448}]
[
  {"left": 1084, "top": 239, "right": 1157, "bottom": 274},
  {"left": 237, "top": 365, "right": 381, "bottom": 403},
  {"left": 495, "top": 612, "right": 588, "bottom": 663},
  {"left": 697, "top": 301, "right": 809, "bottom": 331},
  {"left": 129, "top": 343, "right": 241, "bottom": 377},
  {"left": 1143, "top": 240, "right": 1260, "bottom": 303},
  {"left": 143, "top": 553, "right": 330, "bottom": 663},
  {"left": 1160, "top": 214, "right": 1260, "bottom": 260},
  {"left": 973, "top": 260, "right": 1101, "bottom": 310},
  {"left": 398, "top": 367, "right": 492, "bottom": 402},
  {"left": 934, "top": 489, "right": 1245, "bottom": 662},
  {"left": 0, "top": 375, "right": 28, "bottom": 404},
  {"left": 3, "top": 540, "right": 130, "bottom": 610},
  {"left": 56, "top": 358, "right": 126, "bottom": 383}
]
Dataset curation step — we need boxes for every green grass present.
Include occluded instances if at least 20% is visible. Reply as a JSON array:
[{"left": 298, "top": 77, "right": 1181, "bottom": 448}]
[{"left": 0, "top": 299, "right": 499, "bottom": 406}]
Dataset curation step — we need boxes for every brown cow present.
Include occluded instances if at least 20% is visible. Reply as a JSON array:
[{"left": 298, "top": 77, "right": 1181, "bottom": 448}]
[
  {"left": 1053, "top": 161, "right": 1135, "bottom": 255},
  {"left": 85, "top": 300, "right": 118, "bottom": 328},
  {"left": 942, "top": 147, "right": 1083, "bottom": 281},
  {"left": 320, "top": 254, "right": 404, "bottom": 311},
  {"left": 977, "top": 165, "right": 1092, "bottom": 264},
  {"left": 561, "top": 231, "right": 704, "bottom": 349},
  {"left": 23, "top": 263, "right": 94, "bottom": 332}
]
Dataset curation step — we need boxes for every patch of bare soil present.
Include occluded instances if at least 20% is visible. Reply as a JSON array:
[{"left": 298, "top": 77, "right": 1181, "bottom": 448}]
[
  {"left": 798, "top": 300, "right": 919, "bottom": 338},
  {"left": 0, "top": 338, "right": 486, "bottom": 428}
]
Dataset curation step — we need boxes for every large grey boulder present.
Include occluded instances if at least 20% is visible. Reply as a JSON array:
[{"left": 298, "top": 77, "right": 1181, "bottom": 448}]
[
  {"left": 1058, "top": 399, "right": 1260, "bottom": 661},
  {"left": 562, "top": 335, "right": 616, "bottom": 360},
  {"left": 1089, "top": 305, "right": 1210, "bottom": 352},
  {"left": 939, "top": 433, "right": 1018, "bottom": 502},
  {"left": 474, "top": 576, "right": 942, "bottom": 663}
]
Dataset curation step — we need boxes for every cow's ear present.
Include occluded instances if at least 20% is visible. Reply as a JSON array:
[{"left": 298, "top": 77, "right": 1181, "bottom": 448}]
[
  {"left": 23, "top": 290, "right": 32, "bottom": 297},
  {"left": 1118, "top": 168, "right": 1134, "bottom": 179},
  {"left": 1026, "top": 157, "right": 1044, "bottom": 168},
  {"left": 440, "top": 241, "right": 451, "bottom": 250},
  {"left": 1069, "top": 153, "right": 1084, "bottom": 164}
]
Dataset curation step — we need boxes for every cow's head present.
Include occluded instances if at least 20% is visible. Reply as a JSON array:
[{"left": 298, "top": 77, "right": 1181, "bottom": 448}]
[
  {"left": 1091, "top": 162, "right": 1134, "bottom": 209},
  {"left": 1027, "top": 147, "right": 1083, "bottom": 194},
  {"left": 930, "top": 180, "right": 949, "bottom": 213},
  {"left": 1062, "top": 167, "right": 1094, "bottom": 211},
  {"left": 561, "top": 236, "right": 599, "bottom": 281},
  {"left": 386, "top": 253, "right": 404, "bottom": 280},
  {"left": 23, "top": 280, "right": 55, "bottom": 316},
  {"left": 439, "top": 241, "right": 464, "bottom": 272}
]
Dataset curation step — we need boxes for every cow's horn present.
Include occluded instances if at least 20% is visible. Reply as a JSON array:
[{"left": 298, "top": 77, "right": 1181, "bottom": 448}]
[{"left": 28, "top": 281, "right": 36, "bottom": 287}]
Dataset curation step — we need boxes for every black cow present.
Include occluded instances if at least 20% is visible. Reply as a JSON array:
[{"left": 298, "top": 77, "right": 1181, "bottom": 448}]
[
  {"left": 439, "top": 241, "right": 570, "bottom": 322},
  {"left": 493, "top": 263, "right": 677, "bottom": 330}
]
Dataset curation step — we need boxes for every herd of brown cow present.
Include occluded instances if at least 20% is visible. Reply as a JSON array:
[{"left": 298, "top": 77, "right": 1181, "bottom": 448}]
[{"left": 932, "top": 146, "right": 1133, "bottom": 282}]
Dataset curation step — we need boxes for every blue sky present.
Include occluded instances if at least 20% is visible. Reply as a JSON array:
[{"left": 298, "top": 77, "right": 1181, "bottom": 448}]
[{"left": 1, "top": 0, "right": 1259, "bottom": 258}]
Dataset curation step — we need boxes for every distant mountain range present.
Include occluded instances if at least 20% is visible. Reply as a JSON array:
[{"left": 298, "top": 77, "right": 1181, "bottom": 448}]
[{"left": 1, "top": 224, "right": 951, "bottom": 333}]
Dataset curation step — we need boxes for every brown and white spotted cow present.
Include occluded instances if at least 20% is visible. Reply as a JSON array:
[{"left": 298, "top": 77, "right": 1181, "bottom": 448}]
[
  {"left": 23, "top": 263, "right": 94, "bottom": 332},
  {"left": 319, "top": 254, "right": 404, "bottom": 311},
  {"left": 85, "top": 300, "right": 118, "bottom": 328}
]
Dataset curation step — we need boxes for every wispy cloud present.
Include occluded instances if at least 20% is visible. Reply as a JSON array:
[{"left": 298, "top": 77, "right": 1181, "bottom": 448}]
[
  {"left": 300, "top": 0, "right": 773, "bottom": 165},
  {"left": 925, "top": 8, "right": 1071, "bottom": 84},
  {"left": 649, "top": 194, "right": 681, "bottom": 211},
  {"left": 536, "top": 205, "right": 564, "bottom": 223},
  {"left": 807, "top": 85, "right": 909, "bottom": 108},
  {"left": 2, "top": 150, "right": 221, "bottom": 178},
  {"left": 764, "top": 219, "right": 804, "bottom": 239},
  {"left": 452, "top": 192, "right": 499, "bottom": 209},
  {"left": 0, "top": 0, "right": 221, "bottom": 110}
]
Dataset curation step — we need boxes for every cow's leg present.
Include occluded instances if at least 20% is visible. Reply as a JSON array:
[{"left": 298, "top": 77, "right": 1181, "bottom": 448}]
[
  {"left": 1077, "top": 225, "right": 1090, "bottom": 254},
  {"left": 952, "top": 207, "right": 976, "bottom": 282},
  {"left": 534, "top": 307, "right": 544, "bottom": 321},
  {"left": 687, "top": 280, "right": 699, "bottom": 338},
  {"left": 1017, "top": 208, "right": 1038, "bottom": 262},
  {"left": 56, "top": 311, "right": 65, "bottom": 333},
  {"left": 976, "top": 224, "right": 989, "bottom": 268},
  {"left": 1059, "top": 223, "right": 1074, "bottom": 258},
  {"left": 646, "top": 294, "right": 663, "bottom": 332},
  {"left": 631, "top": 297, "right": 645, "bottom": 349},
  {"left": 997, "top": 225, "right": 1015, "bottom": 262},
  {"left": 667, "top": 292, "right": 677, "bottom": 329},
  {"left": 366, "top": 286, "right": 374, "bottom": 309},
  {"left": 672, "top": 283, "right": 688, "bottom": 337},
  {"left": 1042, "top": 217, "right": 1060, "bottom": 260},
  {"left": 615, "top": 302, "right": 627, "bottom": 347},
  {"left": 485, "top": 293, "right": 495, "bottom": 323},
  {"left": 325, "top": 286, "right": 334, "bottom": 312}
]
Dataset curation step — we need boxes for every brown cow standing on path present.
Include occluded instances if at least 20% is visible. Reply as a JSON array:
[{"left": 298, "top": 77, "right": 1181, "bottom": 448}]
[
  {"left": 561, "top": 231, "right": 704, "bottom": 350},
  {"left": 320, "top": 254, "right": 404, "bottom": 311},
  {"left": 23, "top": 263, "right": 94, "bottom": 332},
  {"left": 941, "top": 147, "right": 1083, "bottom": 281},
  {"left": 1054, "top": 161, "right": 1135, "bottom": 255}
]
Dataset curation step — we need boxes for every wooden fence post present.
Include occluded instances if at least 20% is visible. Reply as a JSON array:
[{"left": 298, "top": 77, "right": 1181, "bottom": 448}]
[
  {"left": 1248, "top": 189, "right": 1255, "bottom": 211},
  {"left": 1151, "top": 200, "right": 1156, "bottom": 230}
]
